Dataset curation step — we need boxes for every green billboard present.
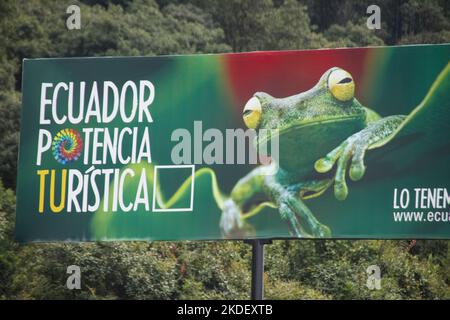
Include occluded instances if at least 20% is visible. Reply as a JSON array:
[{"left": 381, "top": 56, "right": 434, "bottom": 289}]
[{"left": 16, "top": 44, "right": 450, "bottom": 241}]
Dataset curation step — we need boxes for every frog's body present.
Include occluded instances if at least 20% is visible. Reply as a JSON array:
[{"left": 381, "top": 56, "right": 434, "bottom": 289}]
[{"left": 220, "top": 67, "right": 406, "bottom": 237}]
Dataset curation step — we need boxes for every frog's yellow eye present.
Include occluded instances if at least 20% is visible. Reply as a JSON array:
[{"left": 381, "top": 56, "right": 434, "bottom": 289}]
[
  {"left": 328, "top": 69, "right": 355, "bottom": 101},
  {"left": 243, "top": 96, "right": 262, "bottom": 129}
]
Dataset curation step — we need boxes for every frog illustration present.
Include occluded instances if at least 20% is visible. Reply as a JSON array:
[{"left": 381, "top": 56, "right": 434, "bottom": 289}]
[
  {"left": 90, "top": 62, "right": 449, "bottom": 241},
  {"left": 220, "top": 67, "right": 407, "bottom": 238}
]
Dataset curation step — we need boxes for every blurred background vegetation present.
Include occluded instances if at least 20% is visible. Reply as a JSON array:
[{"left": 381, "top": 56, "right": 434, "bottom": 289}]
[{"left": 0, "top": 0, "right": 449, "bottom": 299}]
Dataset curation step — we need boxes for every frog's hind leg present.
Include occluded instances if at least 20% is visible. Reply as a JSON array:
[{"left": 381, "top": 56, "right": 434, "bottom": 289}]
[
  {"left": 288, "top": 178, "right": 333, "bottom": 200},
  {"left": 220, "top": 166, "right": 269, "bottom": 237},
  {"left": 264, "top": 176, "right": 331, "bottom": 238}
]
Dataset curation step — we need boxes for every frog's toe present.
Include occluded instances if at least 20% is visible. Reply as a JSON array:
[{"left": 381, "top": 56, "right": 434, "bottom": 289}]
[
  {"left": 333, "top": 145, "right": 352, "bottom": 201},
  {"left": 349, "top": 161, "right": 366, "bottom": 181},
  {"left": 334, "top": 180, "right": 348, "bottom": 201},
  {"left": 314, "top": 144, "right": 344, "bottom": 173},
  {"left": 314, "top": 157, "right": 334, "bottom": 173},
  {"left": 319, "top": 224, "right": 332, "bottom": 238},
  {"left": 349, "top": 142, "right": 368, "bottom": 181}
]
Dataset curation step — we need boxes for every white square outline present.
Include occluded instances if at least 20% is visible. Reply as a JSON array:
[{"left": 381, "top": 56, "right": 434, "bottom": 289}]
[{"left": 152, "top": 165, "right": 195, "bottom": 212}]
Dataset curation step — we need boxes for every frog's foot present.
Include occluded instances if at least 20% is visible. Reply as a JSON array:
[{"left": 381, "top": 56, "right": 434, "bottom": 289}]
[
  {"left": 314, "top": 115, "right": 406, "bottom": 201},
  {"left": 278, "top": 200, "right": 302, "bottom": 237},
  {"left": 314, "top": 134, "right": 367, "bottom": 201},
  {"left": 220, "top": 199, "right": 244, "bottom": 237},
  {"left": 275, "top": 190, "right": 331, "bottom": 238}
]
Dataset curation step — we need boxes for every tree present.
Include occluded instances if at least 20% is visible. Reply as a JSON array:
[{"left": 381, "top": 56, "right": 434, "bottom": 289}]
[
  {"left": 202, "top": 0, "right": 274, "bottom": 52},
  {"left": 0, "top": 181, "right": 16, "bottom": 298},
  {"left": 325, "top": 19, "right": 385, "bottom": 47},
  {"left": 258, "top": 0, "right": 329, "bottom": 50},
  {"left": 0, "top": 91, "right": 20, "bottom": 188}
]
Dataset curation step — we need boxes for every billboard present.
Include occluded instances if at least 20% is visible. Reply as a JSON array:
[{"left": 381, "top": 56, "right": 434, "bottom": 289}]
[{"left": 16, "top": 44, "right": 450, "bottom": 242}]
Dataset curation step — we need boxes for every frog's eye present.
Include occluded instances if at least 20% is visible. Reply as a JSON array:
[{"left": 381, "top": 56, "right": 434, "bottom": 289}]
[
  {"left": 328, "top": 69, "right": 355, "bottom": 101},
  {"left": 243, "top": 96, "right": 262, "bottom": 129}
]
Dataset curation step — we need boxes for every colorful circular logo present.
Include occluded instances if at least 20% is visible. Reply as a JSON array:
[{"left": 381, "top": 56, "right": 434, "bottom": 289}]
[{"left": 52, "top": 128, "right": 83, "bottom": 164}]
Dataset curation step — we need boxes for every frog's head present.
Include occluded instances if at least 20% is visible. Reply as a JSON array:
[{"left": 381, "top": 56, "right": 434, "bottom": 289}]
[
  {"left": 241, "top": 67, "right": 367, "bottom": 175},
  {"left": 242, "top": 67, "right": 366, "bottom": 131}
]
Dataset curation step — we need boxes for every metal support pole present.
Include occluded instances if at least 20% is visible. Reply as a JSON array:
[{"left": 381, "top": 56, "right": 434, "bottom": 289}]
[{"left": 245, "top": 239, "right": 272, "bottom": 300}]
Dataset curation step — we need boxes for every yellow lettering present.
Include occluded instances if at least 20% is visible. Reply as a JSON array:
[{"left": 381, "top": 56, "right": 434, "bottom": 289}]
[
  {"left": 50, "top": 169, "right": 67, "bottom": 213},
  {"left": 37, "top": 170, "right": 49, "bottom": 213}
]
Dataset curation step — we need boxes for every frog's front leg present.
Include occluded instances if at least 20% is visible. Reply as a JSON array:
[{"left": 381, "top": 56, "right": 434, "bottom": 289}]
[{"left": 315, "top": 115, "right": 406, "bottom": 200}]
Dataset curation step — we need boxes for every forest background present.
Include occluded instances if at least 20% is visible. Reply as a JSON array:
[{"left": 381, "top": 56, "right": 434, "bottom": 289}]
[{"left": 0, "top": 0, "right": 449, "bottom": 299}]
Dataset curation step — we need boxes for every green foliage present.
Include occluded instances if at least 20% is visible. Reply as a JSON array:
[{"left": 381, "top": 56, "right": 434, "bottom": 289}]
[
  {"left": 265, "top": 281, "right": 331, "bottom": 300},
  {"left": 258, "top": 0, "right": 329, "bottom": 50},
  {"left": 399, "top": 31, "right": 450, "bottom": 44},
  {"left": 176, "top": 242, "right": 251, "bottom": 299},
  {"left": 201, "top": 0, "right": 275, "bottom": 51},
  {"left": 0, "top": 0, "right": 449, "bottom": 300},
  {"left": 189, "top": 0, "right": 328, "bottom": 51},
  {"left": 0, "top": 91, "right": 20, "bottom": 188},
  {"left": 0, "top": 181, "right": 16, "bottom": 298},
  {"left": 264, "top": 240, "right": 449, "bottom": 300},
  {"left": 325, "top": 19, "right": 385, "bottom": 47},
  {"left": 161, "top": 3, "right": 231, "bottom": 54}
]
